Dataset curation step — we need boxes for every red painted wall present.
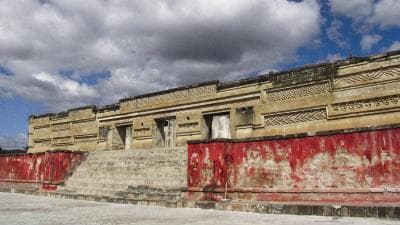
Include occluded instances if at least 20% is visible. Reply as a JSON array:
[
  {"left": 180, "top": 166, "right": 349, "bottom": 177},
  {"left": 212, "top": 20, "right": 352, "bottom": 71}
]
[
  {"left": 0, "top": 151, "right": 84, "bottom": 190},
  {"left": 187, "top": 128, "right": 400, "bottom": 204}
]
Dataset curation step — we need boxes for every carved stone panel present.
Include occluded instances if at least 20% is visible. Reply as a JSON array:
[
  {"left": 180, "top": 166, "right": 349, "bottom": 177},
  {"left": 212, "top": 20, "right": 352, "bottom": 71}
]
[
  {"left": 32, "top": 117, "right": 50, "bottom": 127},
  {"left": 34, "top": 139, "right": 51, "bottom": 147},
  {"left": 98, "top": 127, "right": 109, "bottom": 140},
  {"left": 264, "top": 108, "right": 327, "bottom": 126},
  {"left": 51, "top": 122, "right": 70, "bottom": 131},
  {"left": 265, "top": 82, "right": 330, "bottom": 102},
  {"left": 328, "top": 94, "right": 400, "bottom": 118},
  {"left": 177, "top": 122, "right": 200, "bottom": 135},
  {"left": 74, "top": 135, "right": 97, "bottom": 143},
  {"left": 134, "top": 128, "right": 151, "bottom": 138},
  {"left": 334, "top": 67, "right": 400, "bottom": 89},
  {"left": 178, "top": 122, "right": 198, "bottom": 129},
  {"left": 51, "top": 137, "right": 72, "bottom": 145},
  {"left": 272, "top": 64, "right": 336, "bottom": 84},
  {"left": 127, "top": 85, "right": 217, "bottom": 108}
]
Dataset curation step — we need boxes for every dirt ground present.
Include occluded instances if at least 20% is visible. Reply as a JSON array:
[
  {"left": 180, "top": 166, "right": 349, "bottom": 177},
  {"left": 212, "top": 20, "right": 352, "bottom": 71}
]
[{"left": 0, "top": 192, "right": 399, "bottom": 225}]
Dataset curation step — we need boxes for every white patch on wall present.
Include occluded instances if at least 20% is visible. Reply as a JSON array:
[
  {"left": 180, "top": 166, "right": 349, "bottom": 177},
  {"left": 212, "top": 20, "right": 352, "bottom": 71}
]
[
  {"left": 212, "top": 115, "right": 231, "bottom": 139},
  {"left": 125, "top": 126, "right": 132, "bottom": 150}
]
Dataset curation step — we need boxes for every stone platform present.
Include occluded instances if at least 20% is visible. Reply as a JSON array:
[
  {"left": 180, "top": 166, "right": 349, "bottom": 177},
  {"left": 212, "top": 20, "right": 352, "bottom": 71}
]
[{"left": 1, "top": 146, "right": 400, "bottom": 219}]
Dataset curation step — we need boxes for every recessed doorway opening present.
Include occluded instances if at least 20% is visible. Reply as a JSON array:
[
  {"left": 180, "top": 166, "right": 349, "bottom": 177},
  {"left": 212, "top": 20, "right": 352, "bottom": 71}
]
[
  {"left": 115, "top": 125, "right": 132, "bottom": 150},
  {"left": 154, "top": 118, "right": 176, "bottom": 148},
  {"left": 203, "top": 113, "right": 231, "bottom": 139}
]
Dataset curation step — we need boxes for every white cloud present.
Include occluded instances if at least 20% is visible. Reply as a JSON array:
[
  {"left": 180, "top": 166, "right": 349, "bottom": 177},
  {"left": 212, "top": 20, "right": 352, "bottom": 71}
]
[
  {"left": 315, "top": 53, "right": 344, "bottom": 64},
  {"left": 326, "top": 19, "right": 348, "bottom": 48},
  {"left": 1, "top": 72, "right": 97, "bottom": 111},
  {"left": 326, "top": 53, "right": 343, "bottom": 62},
  {"left": 329, "top": 0, "right": 400, "bottom": 29},
  {"left": 369, "top": 0, "right": 400, "bottom": 28},
  {"left": 329, "top": 0, "right": 374, "bottom": 21},
  {"left": 388, "top": 41, "right": 400, "bottom": 51},
  {"left": 360, "top": 34, "right": 382, "bottom": 51},
  {"left": 0, "top": 133, "right": 27, "bottom": 149},
  {"left": 0, "top": 0, "right": 322, "bottom": 111},
  {"left": 328, "top": 0, "right": 400, "bottom": 51}
]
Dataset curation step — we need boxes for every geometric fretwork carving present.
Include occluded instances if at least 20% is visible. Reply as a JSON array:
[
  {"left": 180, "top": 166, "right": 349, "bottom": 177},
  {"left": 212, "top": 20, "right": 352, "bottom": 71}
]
[
  {"left": 329, "top": 94, "right": 400, "bottom": 117},
  {"left": 272, "top": 64, "right": 336, "bottom": 83},
  {"left": 334, "top": 67, "right": 400, "bottom": 89},
  {"left": 132, "top": 85, "right": 216, "bottom": 107},
  {"left": 265, "top": 108, "right": 327, "bottom": 126},
  {"left": 98, "top": 127, "right": 109, "bottom": 140},
  {"left": 265, "top": 82, "right": 330, "bottom": 102}
]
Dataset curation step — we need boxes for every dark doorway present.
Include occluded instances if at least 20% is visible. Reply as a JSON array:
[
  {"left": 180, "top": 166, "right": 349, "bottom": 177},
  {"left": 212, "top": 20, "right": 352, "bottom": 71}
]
[
  {"left": 115, "top": 125, "right": 132, "bottom": 150},
  {"left": 154, "top": 118, "right": 176, "bottom": 148}
]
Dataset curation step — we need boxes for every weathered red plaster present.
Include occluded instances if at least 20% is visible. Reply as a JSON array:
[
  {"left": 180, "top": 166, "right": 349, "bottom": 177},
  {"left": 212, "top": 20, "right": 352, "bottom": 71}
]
[
  {"left": 187, "top": 128, "right": 400, "bottom": 204},
  {"left": 0, "top": 151, "right": 84, "bottom": 190}
]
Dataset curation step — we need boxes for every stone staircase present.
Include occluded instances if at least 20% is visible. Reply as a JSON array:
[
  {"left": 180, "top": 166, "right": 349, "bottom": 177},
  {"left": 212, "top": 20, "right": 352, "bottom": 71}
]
[
  {"left": 57, "top": 147, "right": 187, "bottom": 206},
  {"left": 114, "top": 185, "right": 186, "bottom": 207}
]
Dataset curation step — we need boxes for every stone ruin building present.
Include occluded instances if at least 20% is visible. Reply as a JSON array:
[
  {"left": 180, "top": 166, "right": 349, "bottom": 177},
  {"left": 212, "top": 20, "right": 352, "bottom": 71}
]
[
  {"left": 1, "top": 50, "right": 400, "bottom": 218},
  {"left": 28, "top": 51, "right": 400, "bottom": 153}
]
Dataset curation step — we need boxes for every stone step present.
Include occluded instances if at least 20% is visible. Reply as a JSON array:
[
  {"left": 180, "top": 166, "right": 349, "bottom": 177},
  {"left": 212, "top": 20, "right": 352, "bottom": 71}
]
[
  {"left": 65, "top": 180, "right": 185, "bottom": 189},
  {"left": 58, "top": 187, "right": 121, "bottom": 196},
  {"left": 115, "top": 185, "right": 183, "bottom": 201},
  {"left": 85, "top": 158, "right": 186, "bottom": 163},
  {"left": 126, "top": 185, "right": 183, "bottom": 193},
  {"left": 120, "top": 192, "right": 182, "bottom": 201},
  {"left": 79, "top": 158, "right": 186, "bottom": 164},
  {"left": 82, "top": 160, "right": 185, "bottom": 166},
  {"left": 64, "top": 181, "right": 129, "bottom": 190},
  {"left": 85, "top": 155, "right": 185, "bottom": 161},
  {"left": 64, "top": 179, "right": 186, "bottom": 189},
  {"left": 72, "top": 163, "right": 186, "bottom": 171},
  {"left": 93, "top": 147, "right": 185, "bottom": 153},
  {"left": 73, "top": 167, "right": 185, "bottom": 175},
  {"left": 74, "top": 162, "right": 186, "bottom": 170},
  {"left": 70, "top": 168, "right": 186, "bottom": 179},
  {"left": 72, "top": 188, "right": 119, "bottom": 196},
  {"left": 85, "top": 162, "right": 183, "bottom": 166},
  {"left": 61, "top": 147, "right": 188, "bottom": 198},
  {"left": 69, "top": 171, "right": 186, "bottom": 180},
  {"left": 66, "top": 178, "right": 186, "bottom": 185},
  {"left": 67, "top": 174, "right": 186, "bottom": 181},
  {"left": 53, "top": 191, "right": 186, "bottom": 208},
  {"left": 72, "top": 168, "right": 186, "bottom": 176},
  {"left": 67, "top": 176, "right": 186, "bottom": 186},
  {"left": 88, "top": 149, "right": 185, "bottom": 154},
  {"left": 60, "top": 186, "right": 183, "bottom": 201},
  {"left": 86, "top": 148, "right": 185, "bottom": 158},
  {"left": 74, "top": 167, "right": 186, "bottom": 174}
]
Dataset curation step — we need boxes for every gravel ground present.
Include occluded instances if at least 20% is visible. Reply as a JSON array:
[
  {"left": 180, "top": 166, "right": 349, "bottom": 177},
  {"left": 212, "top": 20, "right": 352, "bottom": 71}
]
[{"left": 0, "top": 192, "right": 399, "bottom": 225}]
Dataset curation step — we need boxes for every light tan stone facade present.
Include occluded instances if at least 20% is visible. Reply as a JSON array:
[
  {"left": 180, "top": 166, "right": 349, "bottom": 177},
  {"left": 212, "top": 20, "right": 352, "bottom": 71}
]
[{"left": 28, "top": 51, "right": 400, "bottom": 153}]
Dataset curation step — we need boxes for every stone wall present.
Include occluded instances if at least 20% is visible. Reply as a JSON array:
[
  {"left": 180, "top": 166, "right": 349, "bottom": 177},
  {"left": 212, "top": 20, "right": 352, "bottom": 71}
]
[
  {"left": 29, "top": 106, "right": 98, "bottom": 152},
  {"left": 0, "top": 151, "right": 84, "bottom": 190},
  {"left": 28, "top": 51, "right": 400, "bottom": 152}
]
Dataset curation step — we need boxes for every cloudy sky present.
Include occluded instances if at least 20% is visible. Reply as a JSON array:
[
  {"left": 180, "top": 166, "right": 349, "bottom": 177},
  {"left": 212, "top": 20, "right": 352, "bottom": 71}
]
[{"left": 0, "top": 0, "right": 400, "bottom": 149}]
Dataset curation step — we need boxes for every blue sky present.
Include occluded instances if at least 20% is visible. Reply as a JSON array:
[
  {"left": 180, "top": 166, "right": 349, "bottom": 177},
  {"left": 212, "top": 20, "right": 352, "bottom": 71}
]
[{"left": 0, "top": 0, "right": 399, "bottom": 149}]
